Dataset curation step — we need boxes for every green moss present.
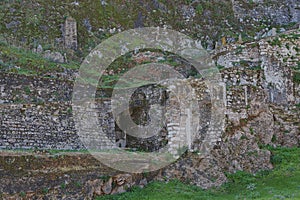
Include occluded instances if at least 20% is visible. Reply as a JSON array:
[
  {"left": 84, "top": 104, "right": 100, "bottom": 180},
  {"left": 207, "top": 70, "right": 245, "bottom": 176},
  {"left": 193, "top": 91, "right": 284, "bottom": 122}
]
[
  {"left": 233, "top": 60, "right": 249, "bottom": 67},
  {"left": 271, "top": 135, "right": 277, "bottom": 143},
  {"left": 249, "top": 127, "right": 254, "bottom": 135},
  {"left": 293, "top": 71, "right": 300, "bottom": 84},
  {"left": 292, "top": 61, "right": 300, "bottom": 84},
  {"left": 249, "top": 65, "right": 262, "bottom": 71},
  {"left": 241, "top": 135, "right": 248, "bottom": 140},
  {"left": 75, "top": 181, "right": 82, "bottom": 188},
  {"left": 285, "top": 43, "right": 290, "bottom": 49},
  {"left": 19, "top": 191, "right": 26, "bottom": 198},
  {"left": 99, "top": 175, "right": 110, "bottom": 182},
  {"left": 42, "top": 188, "right": 49, "bottom": 194},
  {"left": 235, "top": 46, "right": 244, "bottom": 54},
  {"left": 216, "top": 64, "right": 225, "bottom": 70},
  {"left": 268, "top": 37, "right": 282, "bottom": 47},
  {"left": 249, "top": 43, "right": 259, "bottom": 48},
  {"left": 24, "top": 86, "right": 31, "bottom": 95},
  {"left": 195, "top": 4, "right": 204, "bottom": 15}
]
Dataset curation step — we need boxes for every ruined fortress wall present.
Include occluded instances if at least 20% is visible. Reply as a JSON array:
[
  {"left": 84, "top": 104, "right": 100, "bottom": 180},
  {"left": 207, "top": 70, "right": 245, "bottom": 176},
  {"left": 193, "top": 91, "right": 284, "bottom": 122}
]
[
  {"left": 0, "top": 73, "right": 211, "bottom": 151},
  {"left": 0, "top": 73, "right": 73, "bottom": 104},
  {"left": 0, "top": 73, "right": 169, "bottom": 150},
  {"left": 0, "top": 73, "right": 115, "bottom": 149},
  {"left": 0, "top": 102, "right": 81, "bottom": 149},
  {"left": 0, "top": 64, "right": 299, "bottom": 151},
  {"left": 1, "top": 32, "right": 300, "bottom": 152},
  {"left": 0, "top": 99, "right": 115, "bottom": 150}
]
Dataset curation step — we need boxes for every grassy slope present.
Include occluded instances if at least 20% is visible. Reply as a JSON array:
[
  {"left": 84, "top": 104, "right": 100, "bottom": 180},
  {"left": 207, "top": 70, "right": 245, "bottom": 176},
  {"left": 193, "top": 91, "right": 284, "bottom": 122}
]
[
  {"left": 1, "top": 1, "right": 232, "bottom": 40},
  {"left": 96, "top": 147, "right": 300, "bottom": 200},
  {"left": 1, "top": 0, "right": 277, "bottom": 53},
  {"left": 0, "top": 40, "right": 79, "bottom": 75}
]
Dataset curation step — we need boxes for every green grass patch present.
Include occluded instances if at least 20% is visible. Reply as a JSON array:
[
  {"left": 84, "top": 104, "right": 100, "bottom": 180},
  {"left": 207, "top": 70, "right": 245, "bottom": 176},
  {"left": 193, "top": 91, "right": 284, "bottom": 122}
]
[
  {"left": 216, "top": 65, "right": 225, "bottom": 70},
  {"left": 96, "top": 147, "right": 300, "bottom": 200},
  {"left": 293, "top": 71, "right": 300, "bottom": 84},
  {"left": 249, "top": 65, "right": 262, "bottom": 71},
  {"left": 235, "top": 46, "right": 244, "bottom": 54},
  {"left": 0, "top": 42, "right": 79, "bottom": 76},
  {"left": 268, "top": 37, "right": 282, "bottom": 47}
]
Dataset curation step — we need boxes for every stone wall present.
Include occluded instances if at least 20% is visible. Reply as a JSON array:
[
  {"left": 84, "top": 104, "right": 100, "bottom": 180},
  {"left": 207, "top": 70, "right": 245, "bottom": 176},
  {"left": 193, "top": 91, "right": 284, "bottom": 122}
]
[
  {"left": 231, "top": 0, "right": 300, "bottom": 25},
  {"left": 64, "top": 17, "right": 78, "bottom": 50},
  {"left": 214, "top": 29, "right": 300, "bottom": 105},
  {"left": 0, "top": 73, "right": 73, "bottom": 104},
  {"left": 0, "top": 29, "right": 299, "bottom": 192},
  {"left": 155, "top": 31, "right": 300, "bottom": 188},
  {"left": 209, "top": 29, "right": 300, "bottom": 174},
  {"left": 1, "top": 30, "right": 299, "bottom": 153},
  {"left": 0, "top": 99, "right": 115, "bottom": 150},
  {"left": 0, "top": 73, "right": 172, "bottom": 151}
]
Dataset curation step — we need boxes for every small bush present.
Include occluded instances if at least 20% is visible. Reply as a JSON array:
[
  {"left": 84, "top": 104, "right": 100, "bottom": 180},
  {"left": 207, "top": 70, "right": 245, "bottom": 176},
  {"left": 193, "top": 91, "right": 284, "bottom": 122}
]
[
  {"left": 196, "top": 5, "right": 204, "bottom": 15},
  {"left": 270, "top": 154, "right": 283, "bottom": 165},
  {"left": 293, "top": 71, "right": 300, "bottom": 84},
  {"left": 268, "top": 37, "right": 282, "bottom": 47}
]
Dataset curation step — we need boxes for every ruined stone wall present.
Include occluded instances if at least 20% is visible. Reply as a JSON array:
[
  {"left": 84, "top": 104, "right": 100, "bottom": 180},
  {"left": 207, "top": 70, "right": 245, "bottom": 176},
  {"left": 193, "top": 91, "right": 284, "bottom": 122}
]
[
  {"left": 0, "top": 31, "right": 299, "bottom": 179},
  {"left": 215, "top": 29, "right": 300, "bottom": 105},
  {"left": 0, "top": 73, "right": 170, "bottom": 151},
  {"left": 210, "top": 30, "right": 300, "bottom": 174},
  {"left": 0, "top": 73, "right": 115, "bottom": 150},
  {"left": 121, "top": 85, "right": 168, "bottom": 151},
  {"left": 231, "top": 0, "right": 300, "bottom": 25},
  {"left": 0, "top": 99, "right": 115, "bottom": 150},
  {"left": 156, "top": 31, "right": 300, "bottom": 188},
  {"left": 0, "top": 73, "right": 73, "bottom": 104},
  {"left": 0, "top": 102, "right": 81, "bottom": 149}
]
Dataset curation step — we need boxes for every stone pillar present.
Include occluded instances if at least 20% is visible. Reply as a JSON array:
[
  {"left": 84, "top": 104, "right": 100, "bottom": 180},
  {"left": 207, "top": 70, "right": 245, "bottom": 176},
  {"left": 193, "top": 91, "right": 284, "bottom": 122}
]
[
  {"left": 270, "top": 28, "right": 277, "bottom": 37},
  {"left": 64, "top": 16, "right": 78, "bottom": 50},
  {"left": 238, "top": 34, "right": 243, "bottom": 44}
]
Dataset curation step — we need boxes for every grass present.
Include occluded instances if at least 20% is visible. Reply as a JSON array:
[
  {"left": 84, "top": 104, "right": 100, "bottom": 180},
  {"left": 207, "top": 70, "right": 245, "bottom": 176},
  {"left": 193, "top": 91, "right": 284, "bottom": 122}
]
[
  {"left": 0, "top": 148, "right": 89, "bottom": 155},
  {"left": 1, "top": 0, "right": 280, "bottom": 54},
  {"left": 96, "top": 147, "right": 300, "bottom": 200},
  {"left": 0, "top": 41, "right": 200, "bottom": 91},
  {"left": 0, "top": 42, "right": 154, "bottom": 91},
  {"left": 268, "top": 37, "right": 282, "bottom": 47},
  {"left": 294, "top": 71, "right": 300, "bottom": 84},
  {"left": 1, "top": 0, "right": 298, "bottom": 60},
  {"left": 0, "top": 41, "right": 80, "bottom": 76},
  {"left": 249, "top": 65, "right": 262, "bottom": 71}
]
